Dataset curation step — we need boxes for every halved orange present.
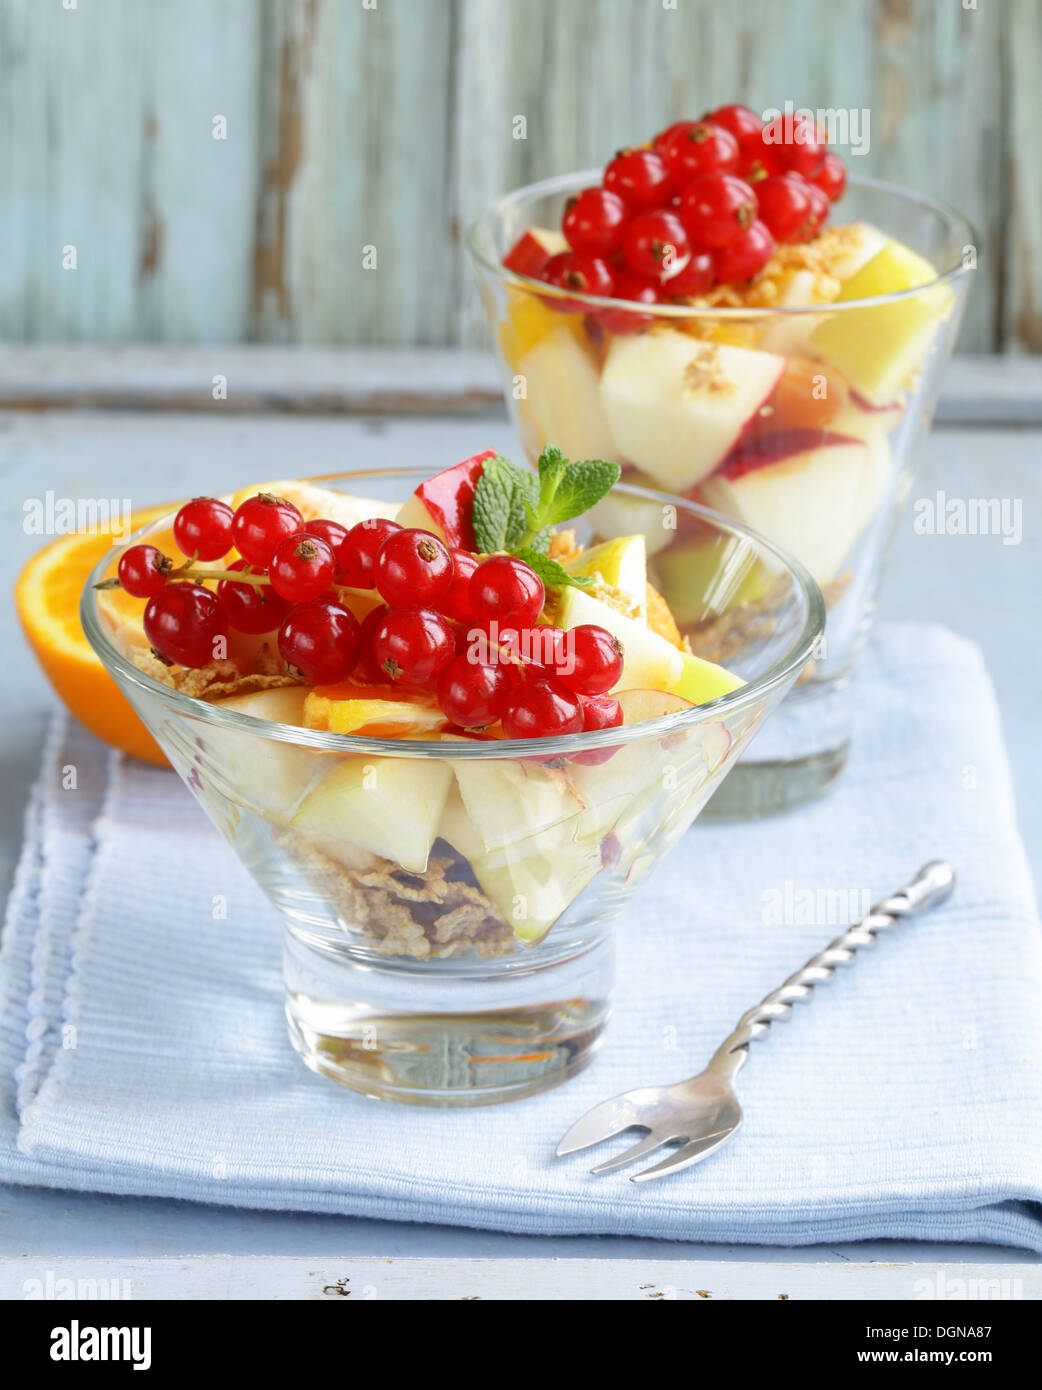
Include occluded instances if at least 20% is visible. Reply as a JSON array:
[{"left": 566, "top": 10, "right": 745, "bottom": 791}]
[{"left": 16, "top": 505, "right": 178, "bottom": 766}]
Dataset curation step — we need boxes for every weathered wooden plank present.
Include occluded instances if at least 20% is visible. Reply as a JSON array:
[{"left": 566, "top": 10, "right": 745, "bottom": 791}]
[
  {"left": 4, "top": 1255, "right": 1040, "bottom": 1301},
  {"left": 0, "top": 346, "right": 1035, "bottom": 421},
  {"left": 0, "top": 347, "right": 1035, "bottom": 422},
  {"left": 0, "top": 0, "right": 1035, "bottom": 351}
]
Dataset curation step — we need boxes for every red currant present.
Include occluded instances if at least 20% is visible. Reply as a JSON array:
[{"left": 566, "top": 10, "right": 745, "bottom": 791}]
[
  {"left": 277, "top": 599, "right": 360, "bottom": 685},
  {"left": 598, "top": 270, "right": 662, "bottom": 333},
  {"left": 217, "top": 559, "right": 292, "bottom": 634},
  {"left": 572, "top": 693, "right": 624, "bottom": 765},
  {"left": 706, "top": 104, "right": 764, "bottom": 157},
  {"left": 603, "top": 148, "right": 672, "bottom": 211},
  {"left": 337, "top": 517, "right": 402, "bottom": 589},
  {"left": 501, "top": 677, "right": 583, "bottom": 740},
  {"left": 712, "top": 220, "right": 775, "bottom": 283},
  {"left": 173, "top": 497, "right": 234, "bottom": 561},
  {"left": 470, "top": 555, "right": 544, "bottom": 629},
  {"left": 268, "top": 532, "right": 337, "bottom": 603},
  {"left": 144, "top": 583, "right": 229, "bottom": 669},
  {"left": 561, "top": 187, "right": 628, "bottom": 256},
  {"left": 440, "top": 549, "right": 479, "bottom": 622},
  {"left": 679, "top": 172, "right": 758, "bottom": 248},
  {"left": 436, "top": 654, "right": 512, "bottom": 728},
  {"left": 621, "top": 209, "right": 691, "bottom": 278},
  {"left": 797, "top": 182, "right": 830, "bottom": 241},
  {"left": 660, "top": 121, "right": 739, "bottom": 186},
  {"left": 662, "top": 250, "right": 714, "bottom": 298},
  {"left": 652, "top": 121, "right": 692, "bottom": 157},
  {"left": 231, "top": 493, "right": 304, "bottom": 568},
  {"left": 372, "top": 607, "right": 455, "bottom": 685},
  {"left": 761, "top": 113, "right": 826, "bottom": 179},
  {"left": 580, "top": 692, "right": 623, "bottom": 731},
  {"left": 355, "top": 603, "right": 389, "bottom": 683},
  {"left": 373, "top": 528, "right": 453, "bottom": 608},
  {"left": 814, "top": 151, "right": 847, "bottom": 202},
  {"left": 754, "top": 173, "right": 813, "bottom": 244},
  {"left": 551, "top": 623, "right": 624, "bottom": 696},
  {"left": 304, "top": 517, "right": 349, "bottom": 553},
  {"left": 117, "top": 544, "right": 171, "bottom": 598},
  {"left": 539, "top": 250, "right": 615, "bottom": 308}
]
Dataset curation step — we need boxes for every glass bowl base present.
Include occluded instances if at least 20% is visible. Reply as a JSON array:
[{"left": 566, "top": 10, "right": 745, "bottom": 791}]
[
  {"left": 286, "top": 1000, "right": 606, "bottom": 1106},
  {"left": 283, "top": 929, "right": 613, "bottom": 1106}
]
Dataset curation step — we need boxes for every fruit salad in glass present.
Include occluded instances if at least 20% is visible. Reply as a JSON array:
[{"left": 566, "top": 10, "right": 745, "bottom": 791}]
[
  {"left": 84, "top": 453, "right": 823, "bottom": 1104},
  {"left": 468, "top": 105, "right": 974, "bottom": 815}
]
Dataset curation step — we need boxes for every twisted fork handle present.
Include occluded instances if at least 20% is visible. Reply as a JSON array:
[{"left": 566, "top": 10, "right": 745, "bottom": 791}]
[{"left": 710, "top": 862, "right": 955, "bottom": 1076}]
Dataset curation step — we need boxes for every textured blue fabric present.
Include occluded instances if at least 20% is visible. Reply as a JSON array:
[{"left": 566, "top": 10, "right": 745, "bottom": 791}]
[{"left": 2, "top": 623, "right": 1040, "bottom": 1250}]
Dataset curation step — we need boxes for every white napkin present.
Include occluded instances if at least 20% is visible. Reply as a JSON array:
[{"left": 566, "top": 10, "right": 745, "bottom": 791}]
[{"left": 2, "top": 622, "right": 1041, "bottom": 1249}]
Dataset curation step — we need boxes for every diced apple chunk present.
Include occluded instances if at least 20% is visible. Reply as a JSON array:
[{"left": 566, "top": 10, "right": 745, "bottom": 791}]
[
  {"left": 204, "top": 687, "right": 317, "bottom": 822},
  {"left": 600, "top": 331, "right": 785, "bottom": 491},
  {"left": 291, "top": 757, "right": 452, "bottom": 873},
  {"left": 517, "top": 327, "right": 622, "bottom": 464}
]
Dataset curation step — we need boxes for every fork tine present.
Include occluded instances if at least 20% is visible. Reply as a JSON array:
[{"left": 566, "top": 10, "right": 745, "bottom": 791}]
[
  {"left": 555, "top": 1094, "right": 647, "bottom": 1157},
  {"left": 630, "top": 1125, "right": 739, "bottom": 1183},
  {"left": 589, "top": 1131, "right": 677, "bottom": 1176}
]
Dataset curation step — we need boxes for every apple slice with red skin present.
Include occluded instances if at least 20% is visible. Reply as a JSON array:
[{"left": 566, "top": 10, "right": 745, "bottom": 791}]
[
  {"left": 395, "top": 447, "right": 497, "bottom": 551},
  {"left": 715, "top": 427, "right": 862, "bottom": 480},
  {"left": 502, "top": 227, "right": 568, "bottom": 279}
]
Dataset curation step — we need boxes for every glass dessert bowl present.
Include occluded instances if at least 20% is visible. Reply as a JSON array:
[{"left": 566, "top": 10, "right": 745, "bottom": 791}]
[
  {"left": 82, "top": 463, "right": 823, "bottom": 1106},
  {"left": 468, "top": 120, "right": 974, "bottom": 817}
]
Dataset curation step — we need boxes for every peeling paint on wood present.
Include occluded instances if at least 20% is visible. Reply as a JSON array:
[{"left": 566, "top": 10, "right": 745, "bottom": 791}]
[{"left": 0, "top": 0, "right": 1037, "bottom": 352}]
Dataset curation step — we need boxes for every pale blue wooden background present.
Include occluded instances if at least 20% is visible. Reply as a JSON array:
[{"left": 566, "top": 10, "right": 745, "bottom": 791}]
[{"left": 0, "top": 0, "right": 1038, "bottom": 352}]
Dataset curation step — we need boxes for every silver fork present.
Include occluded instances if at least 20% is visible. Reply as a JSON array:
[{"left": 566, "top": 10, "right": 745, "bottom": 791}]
[{"left": 556, "top": 861, "right": 955, "bottom": 1184}]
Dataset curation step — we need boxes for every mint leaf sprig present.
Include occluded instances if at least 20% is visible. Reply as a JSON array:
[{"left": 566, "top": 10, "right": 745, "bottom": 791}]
[{"left": 470, "top": 445, "right": 620, "bottom": 590}]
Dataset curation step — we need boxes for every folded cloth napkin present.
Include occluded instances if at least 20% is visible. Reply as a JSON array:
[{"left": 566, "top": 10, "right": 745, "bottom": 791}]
[{"left": 2, "top": 622, "right": 1041, "bottom": 1249}]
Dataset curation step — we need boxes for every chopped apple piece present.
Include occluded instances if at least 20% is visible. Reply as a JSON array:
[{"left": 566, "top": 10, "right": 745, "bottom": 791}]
[
  {"left": 451, "top": 752, "right": 586, "bottom": 855},
  {"left": 599, "top": 331, "right": 785, "bottom": 491},
  {"left": 292, "top": 756, "right": 453, "bottom": 873},
  {"left": 394, "top": 448, "right": 497, "bottom": 550},
  {"left": 556, "top": 585, "right": 682, "bottom": 691},
  {"left": 654, "top": 536, "right": 771, "bottom": 625},
  {"left": 673, "top": 651, "right": 745, "bottom": 704},
  {"left": 703, "top": 429, "right": 892, "bottom": 584},
  {"left": 304, "top": 682, "right": 448, "bottom": 737},
  {"left": 206, "top": 687, "right": 316, "bottom": 822},
  {"left": 440, "top": 793, "right": 600, "bottom": 944},
  {"left": 810, "top": 240, "right": 953, "bottom": 405},
  {"left": 502, "top": 226, "right": 568, "bottom": 279},
  {"left": 517, "top": 327, "right": 622, "bottom": 465},
  {"left": 562, "top": 534, "right": 647, "bottom": 613},
  {"left": 614, "top": 689, "right": 692, "bottom": 723},
  {"left": 556, "top": 584, "right": 741, "bottom": 702}
]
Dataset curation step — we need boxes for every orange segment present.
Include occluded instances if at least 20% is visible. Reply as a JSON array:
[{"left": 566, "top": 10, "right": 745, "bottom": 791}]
[
  {"left": 16, "top": 504, "right": 177, "bottom": 766},
  {"left": 304, "top": 682, "right": 448, "bottom": 738}
]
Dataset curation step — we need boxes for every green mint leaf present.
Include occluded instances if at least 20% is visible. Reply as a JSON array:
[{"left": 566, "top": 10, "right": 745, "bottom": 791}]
[
  {"left": 535, "top": 458, "right": 621, "bottom": 527},
  {"left": 471, "top": 455, "right": 538, "bottom": 553},
  {"left": 536, "top": 444, "right": 569, "bottom": 516},
  {"left": 516, "top": 546, "right": 594, "bottom": 590}
]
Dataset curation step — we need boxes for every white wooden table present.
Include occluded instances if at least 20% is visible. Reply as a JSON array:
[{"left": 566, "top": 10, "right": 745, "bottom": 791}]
[{"left": 2, "top": 350, "right": 1040, "bottom": 1299}]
